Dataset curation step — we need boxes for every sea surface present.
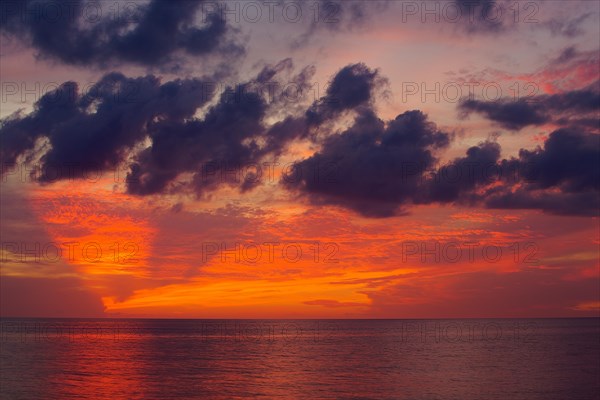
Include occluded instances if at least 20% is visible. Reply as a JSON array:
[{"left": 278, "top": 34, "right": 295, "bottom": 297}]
[{"left": 1, "top": 318, "right": 598, "bottom": 399}]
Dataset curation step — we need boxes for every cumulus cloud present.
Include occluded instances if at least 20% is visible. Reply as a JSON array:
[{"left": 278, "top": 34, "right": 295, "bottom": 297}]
[
  {"left": 128, "top": 62, "right": 387, "bottom": 195},
  {"left": 458, "top": 82, "right": 600, "bottom": 130},
  {"left": 0, "top": 0, "right": 242, "bottom": 68},
  {"left": 425, "top": 141, "right": 502, "bottom": 203},
  {"left": 284, "top": 109, "right": 451, "bottom": 217},
  {"left": 305, "top": 63, "right": 388, "bottom": 126},
  {"left": 484, "top": 129, "right": 600, "bottom": 216},
  {"left": 284, "top": 112, "right": 598, "bottom": 217},
  {"left": 0, "top": 62, "right": 387, "bottom": 197},
  {"left": 1, "top": 59, "right": 597, "bottom": 218},
  {"left": 126, "top": 80, "right": 269, "bottom": 195},
  {"left": 0, "top": 72, "right": 215, "bottom": 180},
  {"left": 420, "top": 128, "right": 600, "bottom": 216}
]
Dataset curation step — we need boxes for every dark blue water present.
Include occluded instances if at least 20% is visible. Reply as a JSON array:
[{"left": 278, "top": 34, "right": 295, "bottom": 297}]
[{"left": 1, "top": 319, "right": 599, "bottom": 399}]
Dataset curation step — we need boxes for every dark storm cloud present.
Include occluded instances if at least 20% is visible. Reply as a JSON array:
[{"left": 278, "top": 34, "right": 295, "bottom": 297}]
[
  {"left": 542, "top": 86, "right": 600, "bottom": 114},
  {"left": 488, "top": 128, "right": 600, "bottom": 217},
  {"left": 285, "top": 113, "right": 598, "bottom": 217},
  {"left": 438, "top": 129, "right": 600, "bottom": 216},
  {"left": 485, "top": 189, "right": 599, "bottom": 217},
  {"left": 284, "top": 109, "right": 451, "bottom": 217},
  {"left": 0, "top": 73, "right": 215, "bottom": 180},
  {"left": 422, "top": 128, "right": 599, "bottom": 216},
  {"left": 1, "top": 59, "right": 597, "bottom": 218},
  {"left": 260, "top": 63, "right": 383, "bottom": 154},
  {"left": 305, "top": 63, "right": 387, "bottom": 126},
  {"left": 513, "top": 128, "right": 599, "bottom": 192},
  {"left": 553, "top": 117, "right": 600, "bottom": 131},
  {"left": 0, "top": 0, "right": 241, "bottom": 67},
  {"left": 0, "top": 62, "right": 383, "bottom": 196},
  {"left": 425, "top": 141, "right": 501, "bottom": 203},
  {"left": 126, "top": 81, "right": 268, "bottom": 195},
  {"left": 0, "top": 82, "right": 79, "bottom": 167},
  {"left": 458, "top": 99, "right": 548, "bottom": 130},
  {"left": 458, "top": 83, "right": 600, "bottom": 130},
  {"left": 256, "top": 58, "right": 294, "bottom": 83},
  {"left": 128, "top": 62, "right": 385, "bottom": 195}
]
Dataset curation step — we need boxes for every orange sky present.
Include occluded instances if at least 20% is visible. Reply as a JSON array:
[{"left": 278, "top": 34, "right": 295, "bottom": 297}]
[
  {"left": 1, "top": 173, "right": 596, "bottom": 318},
  {"left": 1, "top": 0, "right": 598, "bottom": 318}
]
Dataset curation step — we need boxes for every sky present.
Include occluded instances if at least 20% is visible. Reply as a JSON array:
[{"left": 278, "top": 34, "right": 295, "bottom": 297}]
[{"left": 0, "top": 0, "right": 598, "bottom": 318}]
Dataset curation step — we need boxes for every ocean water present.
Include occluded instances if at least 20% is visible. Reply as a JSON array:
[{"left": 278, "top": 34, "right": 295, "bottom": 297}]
[{"left": 0, "top": 318, "right": 598, "bottom": 399}]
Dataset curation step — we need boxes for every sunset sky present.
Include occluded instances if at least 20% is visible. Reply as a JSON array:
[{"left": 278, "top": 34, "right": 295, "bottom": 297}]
[{"left": 0, "top": 0, "right": 598, "bottom": 318}]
